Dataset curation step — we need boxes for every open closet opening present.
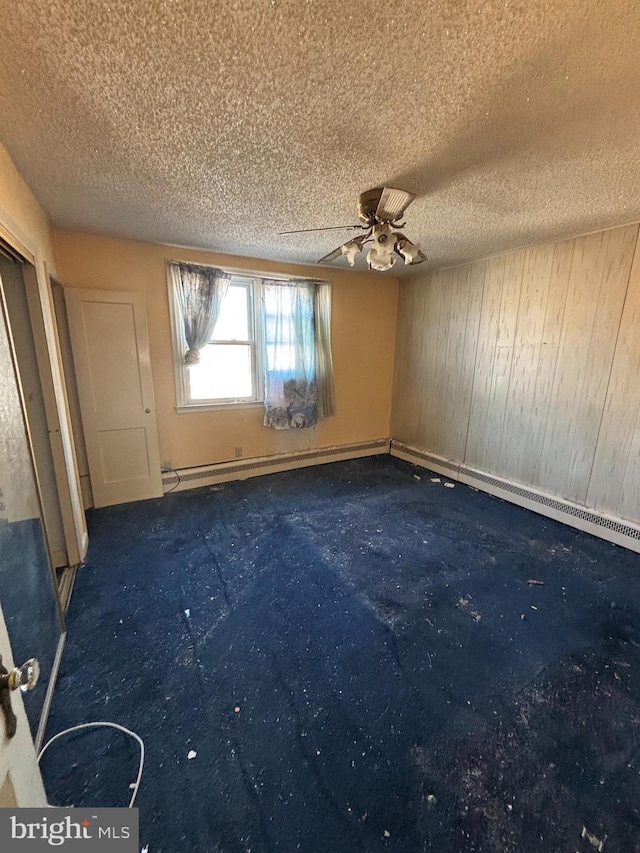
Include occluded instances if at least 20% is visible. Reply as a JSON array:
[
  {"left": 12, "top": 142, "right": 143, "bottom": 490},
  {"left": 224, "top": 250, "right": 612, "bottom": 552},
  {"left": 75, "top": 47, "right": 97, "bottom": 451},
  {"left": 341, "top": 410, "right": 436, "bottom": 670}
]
[{"left": 0, "top": 249, "right": 83, "bottom": 609}]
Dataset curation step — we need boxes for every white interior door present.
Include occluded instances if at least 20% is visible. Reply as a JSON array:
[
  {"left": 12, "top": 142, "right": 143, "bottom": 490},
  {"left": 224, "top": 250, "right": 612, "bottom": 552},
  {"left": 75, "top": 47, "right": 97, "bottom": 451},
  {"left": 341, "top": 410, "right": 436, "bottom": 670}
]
[
  {"left": 64, "top": 288, "right": 163, "bottom": 508},
  {"left": 0, "top": 601, "right": 48, "bottom": 807}
]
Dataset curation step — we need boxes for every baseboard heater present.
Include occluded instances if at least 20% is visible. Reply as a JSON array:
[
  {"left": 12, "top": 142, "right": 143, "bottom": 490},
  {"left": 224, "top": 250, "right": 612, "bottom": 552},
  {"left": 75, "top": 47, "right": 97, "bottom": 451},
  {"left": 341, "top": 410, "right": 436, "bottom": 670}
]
[
  {"left": 390, "top": 440, "right": 640, "bottom": 555},
  {"left": 162, "top": 439, "right": 390, "bottom": 493}
]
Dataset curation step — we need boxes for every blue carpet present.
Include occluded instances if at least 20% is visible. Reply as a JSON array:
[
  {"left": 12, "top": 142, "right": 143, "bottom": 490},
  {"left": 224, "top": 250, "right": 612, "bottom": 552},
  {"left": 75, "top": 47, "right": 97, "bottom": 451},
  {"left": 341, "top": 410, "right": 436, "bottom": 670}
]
[{"left": 41, "top": 456, "right": 640, "bottom": 852}]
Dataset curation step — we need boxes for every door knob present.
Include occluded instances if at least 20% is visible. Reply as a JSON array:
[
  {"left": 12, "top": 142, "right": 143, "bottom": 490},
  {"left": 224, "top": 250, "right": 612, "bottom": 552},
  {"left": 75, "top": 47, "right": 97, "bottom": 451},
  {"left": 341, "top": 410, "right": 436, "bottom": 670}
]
[
  {"left": 0, "top": 655, "right": 40, "bottom": 739},
  {"left": 145, "top": 408, "right": 151, "bottom": 413}
]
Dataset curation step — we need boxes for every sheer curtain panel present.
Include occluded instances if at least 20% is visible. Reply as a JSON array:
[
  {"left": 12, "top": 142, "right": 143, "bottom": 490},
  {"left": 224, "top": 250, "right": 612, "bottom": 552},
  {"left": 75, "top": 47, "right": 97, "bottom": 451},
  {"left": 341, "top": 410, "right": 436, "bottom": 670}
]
[
  {"left": 314, "top": 282, "right": 335, "bottom": 419},
  {"left": 173, "top": 262, "right": 230, "bottom": 364},
  {"left": 262, "top": 279, "right": 335, "bottom": 430}
]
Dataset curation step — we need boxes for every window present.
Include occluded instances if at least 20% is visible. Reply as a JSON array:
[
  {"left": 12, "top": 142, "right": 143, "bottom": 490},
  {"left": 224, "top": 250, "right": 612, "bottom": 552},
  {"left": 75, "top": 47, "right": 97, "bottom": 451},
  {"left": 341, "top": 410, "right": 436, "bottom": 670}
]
[
  {"left": 263, "top": 284, "right": 300, "bottom": 376},
  {"left": 168, "top": 262, "right": 335, "bottom": 423},
  {"left": 261, "top": 279, "right": 319, "bottom": 429},
  {"left": 186, "top": 279, "right": 259, "bottom": 404},
  {"left": 168, "top": 266, "right": 263, "bottom": 410}
]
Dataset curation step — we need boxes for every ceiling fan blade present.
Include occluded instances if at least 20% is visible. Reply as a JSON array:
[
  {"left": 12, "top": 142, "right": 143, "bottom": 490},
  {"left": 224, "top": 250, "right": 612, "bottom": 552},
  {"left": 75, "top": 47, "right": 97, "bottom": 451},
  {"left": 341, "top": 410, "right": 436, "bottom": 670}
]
[
  {"left": 278, "top": 225, "right": 361, "bottom": 235},
  {"left": 316, "top": 245, "right": 345, "bottom": 264},
  {"left": 376, "top": 187, "right": 416, "bottom": 222}
]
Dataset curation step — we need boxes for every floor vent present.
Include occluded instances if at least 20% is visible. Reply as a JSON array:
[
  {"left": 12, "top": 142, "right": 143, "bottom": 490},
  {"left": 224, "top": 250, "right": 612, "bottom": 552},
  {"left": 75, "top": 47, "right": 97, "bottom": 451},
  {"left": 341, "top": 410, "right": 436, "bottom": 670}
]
[{"left": 162, "top": 439, "right": 390, "bottom": 490}]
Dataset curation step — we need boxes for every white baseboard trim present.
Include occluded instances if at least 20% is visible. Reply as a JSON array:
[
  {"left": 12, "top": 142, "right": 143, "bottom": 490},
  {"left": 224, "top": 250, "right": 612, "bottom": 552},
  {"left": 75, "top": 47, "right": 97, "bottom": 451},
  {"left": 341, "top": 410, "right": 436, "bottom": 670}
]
[
  {"left": 390, "top": 440, "right": 640, "bottom": 554},
  {"left": 162, "top": 439, "right": 390, "bottom": 493}
]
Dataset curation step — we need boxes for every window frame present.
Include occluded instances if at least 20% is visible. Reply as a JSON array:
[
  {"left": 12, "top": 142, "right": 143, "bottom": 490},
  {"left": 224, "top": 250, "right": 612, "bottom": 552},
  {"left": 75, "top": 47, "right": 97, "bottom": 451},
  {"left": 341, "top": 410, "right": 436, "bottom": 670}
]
[{"left": 167, "top": 265, "right": 264, "bottom": 412}]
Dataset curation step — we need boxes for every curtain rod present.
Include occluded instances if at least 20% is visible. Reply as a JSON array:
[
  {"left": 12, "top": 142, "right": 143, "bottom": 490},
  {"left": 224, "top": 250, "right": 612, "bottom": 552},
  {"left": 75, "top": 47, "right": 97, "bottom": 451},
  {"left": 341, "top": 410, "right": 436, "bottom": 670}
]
[{"left": 166, "top": 258, "right": 328, "bottom": 285}]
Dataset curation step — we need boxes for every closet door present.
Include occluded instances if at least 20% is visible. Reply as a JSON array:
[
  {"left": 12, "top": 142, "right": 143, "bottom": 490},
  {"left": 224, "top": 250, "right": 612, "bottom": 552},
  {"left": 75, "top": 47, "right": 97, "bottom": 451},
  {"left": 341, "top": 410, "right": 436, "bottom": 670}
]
[{"left": 0, "top": 280, "right": 63, "bottom": 749}]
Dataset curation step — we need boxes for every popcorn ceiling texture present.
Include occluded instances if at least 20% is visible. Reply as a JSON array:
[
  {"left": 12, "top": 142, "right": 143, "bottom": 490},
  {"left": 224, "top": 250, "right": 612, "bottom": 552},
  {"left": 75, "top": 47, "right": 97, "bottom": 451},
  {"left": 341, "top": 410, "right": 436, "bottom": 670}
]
[{"left": 0, "top": 0, "right": 639, "bottom": 274}]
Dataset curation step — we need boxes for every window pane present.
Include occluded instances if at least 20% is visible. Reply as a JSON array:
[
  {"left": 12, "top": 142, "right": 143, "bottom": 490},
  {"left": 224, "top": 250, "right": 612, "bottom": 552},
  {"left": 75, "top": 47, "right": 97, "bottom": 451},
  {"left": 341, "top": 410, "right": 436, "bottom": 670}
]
[
  {"left": 266, "top": 343, "right": 296, "bottom": 372},
  {"left": 212, "top": 285, "right": 249, "bottom": 341},
  {"left": 188, "top": 344, "right": 253, "bottom": 400},
  {"left": 264, "top": 287, "right": 297, "bottom": 373}
]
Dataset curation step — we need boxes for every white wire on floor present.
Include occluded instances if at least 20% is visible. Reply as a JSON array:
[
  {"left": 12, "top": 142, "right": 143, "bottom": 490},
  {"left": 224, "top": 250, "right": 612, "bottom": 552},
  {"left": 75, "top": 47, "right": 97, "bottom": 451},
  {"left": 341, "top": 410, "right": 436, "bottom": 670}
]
[{"left": 37, "top": 722, "right": 145, "bottom": 809}]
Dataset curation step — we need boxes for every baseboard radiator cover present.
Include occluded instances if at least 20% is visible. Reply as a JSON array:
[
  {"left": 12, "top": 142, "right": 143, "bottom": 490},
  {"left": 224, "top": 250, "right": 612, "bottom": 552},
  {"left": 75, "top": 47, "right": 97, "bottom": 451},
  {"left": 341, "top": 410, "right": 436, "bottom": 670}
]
[
  {"left": 162, "top": 439, "right": 390, "bottom": 493},
  {"left": 389, "top": 442, "right": 461, "bottom": 480},
  {"left": 390, "top": 440, "right": 640, "bottom": 554}
]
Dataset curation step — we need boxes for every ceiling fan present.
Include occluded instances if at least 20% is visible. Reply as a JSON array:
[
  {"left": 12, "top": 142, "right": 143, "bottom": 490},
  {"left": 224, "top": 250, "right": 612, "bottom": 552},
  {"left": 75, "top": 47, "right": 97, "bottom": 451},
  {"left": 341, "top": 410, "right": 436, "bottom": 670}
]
[{"left": 279, "top": 187, "right": 427, "bottom": 272}]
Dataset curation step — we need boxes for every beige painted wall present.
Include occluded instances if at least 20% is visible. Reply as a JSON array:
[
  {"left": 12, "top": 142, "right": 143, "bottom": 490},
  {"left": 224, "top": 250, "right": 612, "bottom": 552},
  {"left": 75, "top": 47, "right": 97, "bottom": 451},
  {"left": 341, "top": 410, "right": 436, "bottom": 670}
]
[
  {"left": 392, "top": 223, "right": 640, "bottom": 525},
  {"left": 0, "top": 143, "right": 56, "bottom": 271},
  {"left": 53, "top": 230, "right": 399, "bottom": 471}
]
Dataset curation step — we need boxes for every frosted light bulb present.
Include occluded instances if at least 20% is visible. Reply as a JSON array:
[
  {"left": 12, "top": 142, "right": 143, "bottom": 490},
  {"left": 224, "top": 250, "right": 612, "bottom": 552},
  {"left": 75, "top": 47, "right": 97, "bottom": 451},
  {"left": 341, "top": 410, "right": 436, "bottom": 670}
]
[
  {"left": 367, "top": 248, "right": 397, "bottom": 271},
  {"left": 396, "top": 237, "right": 421, "bottom": 264},
  {"left": 341, "top": 239, "right": 363, "bottom": 266}
]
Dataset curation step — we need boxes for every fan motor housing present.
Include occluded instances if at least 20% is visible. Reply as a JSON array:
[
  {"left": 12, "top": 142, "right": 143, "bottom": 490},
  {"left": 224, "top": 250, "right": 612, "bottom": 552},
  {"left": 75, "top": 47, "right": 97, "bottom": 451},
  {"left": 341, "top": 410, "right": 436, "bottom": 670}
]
[{"left": 357, "top": 188, "right": 385, "bottom": 224}]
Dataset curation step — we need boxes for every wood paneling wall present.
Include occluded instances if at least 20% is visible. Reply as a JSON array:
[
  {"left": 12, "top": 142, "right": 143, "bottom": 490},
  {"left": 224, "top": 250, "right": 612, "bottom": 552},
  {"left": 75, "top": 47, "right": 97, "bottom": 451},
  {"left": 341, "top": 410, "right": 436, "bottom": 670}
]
[{"left": 392, "top": 223, "right": 640, "bottom": 525}]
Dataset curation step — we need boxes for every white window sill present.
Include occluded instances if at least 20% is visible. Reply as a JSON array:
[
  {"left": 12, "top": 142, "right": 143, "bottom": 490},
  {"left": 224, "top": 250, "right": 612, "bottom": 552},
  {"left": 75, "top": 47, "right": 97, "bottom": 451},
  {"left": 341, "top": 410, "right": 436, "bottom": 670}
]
[{"left": 176, "top": 401, "right": 264, "bottom": 414}]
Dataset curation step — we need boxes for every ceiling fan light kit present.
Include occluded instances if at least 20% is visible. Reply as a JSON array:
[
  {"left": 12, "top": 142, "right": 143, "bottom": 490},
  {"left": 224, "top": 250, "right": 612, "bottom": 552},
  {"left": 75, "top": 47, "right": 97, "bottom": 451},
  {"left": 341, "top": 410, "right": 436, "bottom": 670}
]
[
  {"left": 367, "top": 223, "right": 398, "bottom": 271},
  {"left": 395, "top": 236, "right": 423, "bottom": 265},
  {"left": 281, "top": 187, "right": 427, "bottom": 272},
  {"left": 367, "top": 249, "right": 397, "bottom": 271},
  {"left": 341, "top": 235, "right": 367, "bottom": 266}
]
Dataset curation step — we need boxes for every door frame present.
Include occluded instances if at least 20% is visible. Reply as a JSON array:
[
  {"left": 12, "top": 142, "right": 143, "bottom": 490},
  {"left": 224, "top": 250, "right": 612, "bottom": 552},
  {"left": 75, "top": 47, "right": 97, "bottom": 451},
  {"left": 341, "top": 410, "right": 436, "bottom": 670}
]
[{"left": 0, "top": 218, "right": 87, "bottom": 565}]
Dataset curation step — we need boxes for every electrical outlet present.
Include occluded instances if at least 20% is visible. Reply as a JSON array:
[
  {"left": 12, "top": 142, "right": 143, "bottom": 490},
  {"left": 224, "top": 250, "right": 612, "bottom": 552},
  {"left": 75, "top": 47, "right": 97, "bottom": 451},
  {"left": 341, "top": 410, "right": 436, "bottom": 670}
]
[
  {"left": 235, "top": 447, "right": 242, "bottom": 458},
  {"left": 162, "top": 459, "right": 173, "bottom": 471}
]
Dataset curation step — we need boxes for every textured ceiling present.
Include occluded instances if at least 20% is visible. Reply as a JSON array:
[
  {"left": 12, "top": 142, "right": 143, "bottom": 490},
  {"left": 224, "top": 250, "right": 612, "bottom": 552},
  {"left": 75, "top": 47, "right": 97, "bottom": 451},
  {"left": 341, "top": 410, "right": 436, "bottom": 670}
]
[{"left": 1, "top": 1, "right": 640, "bottom": 274}]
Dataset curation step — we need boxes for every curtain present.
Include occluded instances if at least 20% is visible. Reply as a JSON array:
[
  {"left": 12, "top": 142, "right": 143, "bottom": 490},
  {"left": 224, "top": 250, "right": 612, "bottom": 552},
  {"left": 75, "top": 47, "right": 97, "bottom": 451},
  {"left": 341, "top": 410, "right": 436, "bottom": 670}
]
[
  {"left": 262, "top": 279, "right": 323, "bottom": 429},
  {"left": 314, "top": 282, "right": 335, "bottom": 419},
  {"left": 174, "top": 262, "right": 230, "bottom": 365}
]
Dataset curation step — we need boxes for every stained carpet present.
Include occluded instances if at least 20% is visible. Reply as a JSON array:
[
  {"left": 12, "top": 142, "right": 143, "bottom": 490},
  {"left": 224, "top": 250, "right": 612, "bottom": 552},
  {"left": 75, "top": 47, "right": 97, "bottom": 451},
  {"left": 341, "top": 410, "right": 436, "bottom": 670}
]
[{"left": 41, "top": 456, "right": 640, "bottom": 852}]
